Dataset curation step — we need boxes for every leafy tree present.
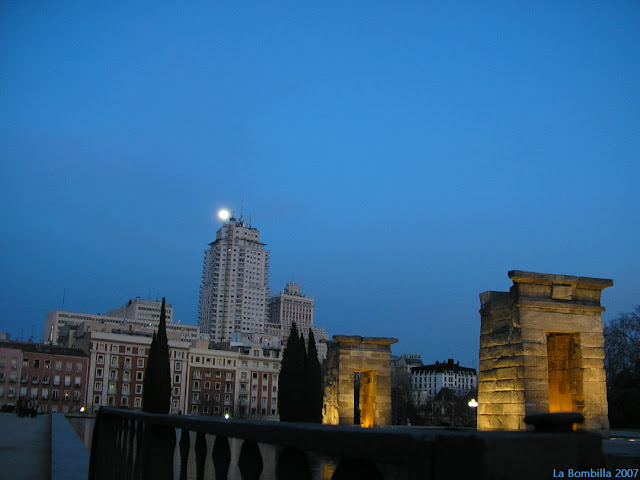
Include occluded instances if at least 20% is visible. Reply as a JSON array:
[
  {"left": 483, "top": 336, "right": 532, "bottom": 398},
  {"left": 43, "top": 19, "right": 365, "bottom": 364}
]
[
  {"left": 143, "top": 298, "right": 171, "bottom": 413},
  {"left": 278, "top": 322, "right": 306, "bottom": 421},
  {"left": 304, "top": 330, "right": 323, "bottom": 423},
  {"left": 604, "top": 306, "right": 640, "bottom": 427}
]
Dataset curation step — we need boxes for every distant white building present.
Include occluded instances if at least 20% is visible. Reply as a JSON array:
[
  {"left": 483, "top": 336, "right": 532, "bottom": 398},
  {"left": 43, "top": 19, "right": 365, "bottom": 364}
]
[
  {"left": 45, "top": 298, "right": 200, "bottom": 345},
  {"left": 198, "top": 217, "right": 270, "bottom": 342},
  {"left": 267, "top": 283, "right": 328, "bottom": 360},
  {"left": 411, "top": 359, "right": 477, "bottom": 403}
]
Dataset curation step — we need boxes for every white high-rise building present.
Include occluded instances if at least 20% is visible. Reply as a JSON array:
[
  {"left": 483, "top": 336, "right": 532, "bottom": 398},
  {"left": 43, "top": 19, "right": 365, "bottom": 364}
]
[
  {"left": 198, "top": 217, "right": 270, "bottom": 342},
  {"left": 267, "top": 282, "right": 328, "bottom": 360}
]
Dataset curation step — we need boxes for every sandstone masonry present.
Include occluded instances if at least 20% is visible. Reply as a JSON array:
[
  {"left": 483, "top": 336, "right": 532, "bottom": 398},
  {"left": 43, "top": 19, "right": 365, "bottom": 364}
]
[{"left": 477, "top": 270, "right": 612, "bottom": 434}]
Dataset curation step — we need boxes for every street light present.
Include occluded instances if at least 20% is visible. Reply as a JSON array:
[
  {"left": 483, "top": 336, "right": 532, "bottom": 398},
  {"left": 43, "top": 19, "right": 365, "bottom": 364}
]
[{"left": 468, "top": 398, "right": 478, "bottom": 408}]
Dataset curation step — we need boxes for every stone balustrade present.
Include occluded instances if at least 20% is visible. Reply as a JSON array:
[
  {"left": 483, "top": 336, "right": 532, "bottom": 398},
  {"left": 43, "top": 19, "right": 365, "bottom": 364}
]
[{"left": 88, "top": 407, "right": 604, "bottom": 479}]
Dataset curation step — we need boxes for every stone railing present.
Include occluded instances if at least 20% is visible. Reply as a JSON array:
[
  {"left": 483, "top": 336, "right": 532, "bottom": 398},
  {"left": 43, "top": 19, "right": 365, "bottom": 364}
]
[{"left": 88, "top": 408, "right": 604, "bottom": 480}]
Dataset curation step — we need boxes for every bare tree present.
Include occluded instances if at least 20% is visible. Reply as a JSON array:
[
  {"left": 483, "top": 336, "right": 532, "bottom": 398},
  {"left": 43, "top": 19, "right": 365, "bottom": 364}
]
[{"left": 603, "top": 305, "right": 640, "bottom": 427}]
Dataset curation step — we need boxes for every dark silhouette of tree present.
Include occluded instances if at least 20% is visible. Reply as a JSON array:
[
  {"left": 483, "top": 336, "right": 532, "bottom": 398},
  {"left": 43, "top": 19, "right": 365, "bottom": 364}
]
[
  {"left": 278, "top": 322, "right": 306, "bottom": 421},
  {"left": 143, "top": 297, "right": 171, "bottom": 413},
  {"left": 304, "top": 330, "right": 323, "bottom": 423},
  {"left": 604, "top": 305, "right": 640, "bottom": 427}
]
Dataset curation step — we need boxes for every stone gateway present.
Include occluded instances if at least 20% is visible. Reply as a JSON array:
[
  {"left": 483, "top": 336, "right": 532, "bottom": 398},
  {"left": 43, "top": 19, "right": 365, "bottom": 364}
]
[
  {"left": 477, "top": 270, "right": 612, "bottom": 433},
  {"left": 322, "top": 336, "right": 397, "bottom": 427}
]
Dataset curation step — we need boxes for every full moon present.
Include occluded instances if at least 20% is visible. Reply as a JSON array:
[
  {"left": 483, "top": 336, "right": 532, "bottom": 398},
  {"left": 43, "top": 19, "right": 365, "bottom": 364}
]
[{"left": 217, "top": 208, "right": 231, "bottom": 221}]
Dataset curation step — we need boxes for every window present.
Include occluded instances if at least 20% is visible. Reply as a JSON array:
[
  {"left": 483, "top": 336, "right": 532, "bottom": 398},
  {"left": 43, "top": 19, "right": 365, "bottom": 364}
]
[
  {"left": 175, "top": 362, "right": 182, "bottom": 371},
  {"left": 53, "top": 375, "right": 60, "bottom": 386},
  {"left": 112, "top": 345, "right": 119, "bottom": 352},
  {"left": 124, "top": 357, "right": 131, "bottom": 368},
  {"left": 94, "top": 395, "right": 100, "bottom": 404},
  {"left": 174, "top": 375, "right": 180, "bottom": 384},
  {"left": 63, "top": 390, "right": 70, "bottom": 401},
  {"left": 214, "top": 394, "right": 220, "bottom": 402},
  {"left": 216, "top": 371, "right": 222, "bottom": 378},
  {"left": 20, "top": 374, "right": 28, "bottom": 384},
  {"left": 95, "top": 382, "right": 102, "bottom": 391},
  {"left": 173, "top": 387, "right": 179, "bottom": 396},
  {"left": 23, "top": 358, "right": 29, "bottom": 368},
  {"left": 42, "top": 375, "right": 49, "bottom": 385},
  {"left": 97, "top": 355, "right": 104, "bottom": 365},
  {"left": 96, "top": 368, "right": 103, "bottom": 378},
  {"left": 136, "top": 371, "right": 143, "bottom": 381},
  {"left": 55, "top": 361, "right": 62, "bottom": 371},
  {"left": 41, "top": 388, "right": 48, "bottom": 400},
  {"left": 134, "top": 398, "right": 141, "bottom": 408},
  {"left": 192, "top": 393, "right": 199, "bottom": 402},
  {"left": 125, "top": 346, "right": 132, "bottom": 354},
  {"left": 122, "top": 384, "right": 129, "bottom": 395},
  {"left": 135, "top": 385, "right": 143, "bottom": 394},
  {"left": 225, "top": 372, "right": 233, "bottom": 381},
  {"left": 204, "top": 381, "right": 210, "bottom": 389},
  {"left": 121, "top": 397, "right": 128, "bottom": 407},
  {"left": 74, "top": 391, "right": 81, "bottom": 401},
  {"left": 110, "top": 357, "right": 118, "bottom": 366},
  {"left": 52, "top": 390, "right": 59, "bottom": 401},
  {"left": 193, "top": 380, "right": 200, "bottom": 391},
  {"left": 137, "top": 359, "right": 144, "bottom": 368},
  {"left": 64, "top": 376, "right": 71, "bottom": 387},
  {"left": 215, "top": 382, "right": 221, "bottom": 390},
  {"left": 45, "top": 360, "right": 51, "bottom": 369},
  {"left": 66, "top": 362, "right": 72, "bottom": 371},
  {"left": 138, "top": 348, "right": 145, "bottom": 355},
  {"left": 76, "top": 363, "right": 82, "bottom": 372}
]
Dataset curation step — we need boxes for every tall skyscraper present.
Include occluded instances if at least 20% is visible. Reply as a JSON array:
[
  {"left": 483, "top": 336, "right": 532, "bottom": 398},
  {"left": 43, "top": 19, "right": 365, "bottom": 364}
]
[{"left": 198, "top": 217, "right": 270, "bottom": 342}]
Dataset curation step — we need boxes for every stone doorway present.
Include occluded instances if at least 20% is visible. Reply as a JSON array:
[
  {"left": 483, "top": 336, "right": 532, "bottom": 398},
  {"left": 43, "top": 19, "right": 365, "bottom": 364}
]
[{"left": 546, "top": 332, "right": 584, "bottom": 414}]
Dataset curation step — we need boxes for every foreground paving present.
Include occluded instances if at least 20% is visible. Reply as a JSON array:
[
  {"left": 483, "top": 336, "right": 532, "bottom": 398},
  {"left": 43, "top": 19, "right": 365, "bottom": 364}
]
[{"left": 0, "top": 413, "right": 50, "bottom": 480}]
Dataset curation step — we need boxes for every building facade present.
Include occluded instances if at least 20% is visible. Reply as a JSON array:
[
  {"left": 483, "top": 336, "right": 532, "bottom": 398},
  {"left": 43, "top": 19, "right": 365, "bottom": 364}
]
[
  {"left": 266, "top": 283, "right": 329, "bottom": 360},
  {"left": 411, "top": 359, "right": 477, "bottom": 402},
  {"left": 46, "top": 299, "right": 199, "bottom": 345},
  {"left": 75, "top": 330, "right": 190, "bottom": 414},
  {"left": 0, "top": 341, "right": 89, "bottom": 413},
  {"left": 198, "top": 217, "right": 270, "bottom": 342}
]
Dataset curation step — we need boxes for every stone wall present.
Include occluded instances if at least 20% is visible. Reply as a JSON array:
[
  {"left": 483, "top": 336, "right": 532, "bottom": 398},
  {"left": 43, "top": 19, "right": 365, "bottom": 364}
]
[
  {"left": 322, "top": 336, "right": 397, "bottom": 427},
  {"left": 478, "top": 270, "right": 612, "bottom": 434}
]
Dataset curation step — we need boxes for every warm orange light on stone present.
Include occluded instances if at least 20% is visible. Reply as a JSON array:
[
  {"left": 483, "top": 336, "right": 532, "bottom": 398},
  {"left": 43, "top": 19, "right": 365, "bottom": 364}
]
[
  {"left": 477, "top": 271, "right": 612, "bottom": 434},
  {"left": 322, "top": 336, "right": 397, "bottom": 427}
]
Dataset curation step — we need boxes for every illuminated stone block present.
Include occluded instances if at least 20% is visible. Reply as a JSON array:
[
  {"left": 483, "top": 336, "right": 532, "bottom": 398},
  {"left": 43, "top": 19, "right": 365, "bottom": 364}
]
[{"left": 477, "top": 271, "right": 612, "bottom": 434}]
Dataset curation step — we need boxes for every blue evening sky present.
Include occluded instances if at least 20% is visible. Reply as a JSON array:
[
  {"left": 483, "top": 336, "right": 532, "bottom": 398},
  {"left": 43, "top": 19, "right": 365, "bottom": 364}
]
[{"left": 1, "top": 1, "right": 638, "bottom": 366}]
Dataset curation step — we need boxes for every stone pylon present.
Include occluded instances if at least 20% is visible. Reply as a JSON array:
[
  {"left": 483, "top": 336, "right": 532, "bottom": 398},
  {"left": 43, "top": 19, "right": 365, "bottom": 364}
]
[
  {"left": 322, "top": 336, "right": 397, "bottom": 427},
  {"left": 477, "top": 270, "right": 612, "bottom": 434}
]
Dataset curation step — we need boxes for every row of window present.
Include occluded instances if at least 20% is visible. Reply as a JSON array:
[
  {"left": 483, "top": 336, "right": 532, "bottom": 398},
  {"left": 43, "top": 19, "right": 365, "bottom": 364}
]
[
  {"left": 0, "top": 372, "right": 82, "bottom": 387},
  {"left": 0, "top": 357, "right": 84, "bottom": 372},
  {"left": 0, "top": 385, "right": 82, "bottom": 401}
]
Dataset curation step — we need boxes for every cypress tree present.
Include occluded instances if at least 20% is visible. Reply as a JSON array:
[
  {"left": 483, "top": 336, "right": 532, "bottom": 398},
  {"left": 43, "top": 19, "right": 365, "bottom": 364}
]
[
  {"left": 143, "top": 297, "right": 171, "bottom": 413},
  {"left": 304, "top": 330, "right": 323, "bottom": 423},
  {"left": 278, "top": 322, "right": 305, "bottom": 421}
]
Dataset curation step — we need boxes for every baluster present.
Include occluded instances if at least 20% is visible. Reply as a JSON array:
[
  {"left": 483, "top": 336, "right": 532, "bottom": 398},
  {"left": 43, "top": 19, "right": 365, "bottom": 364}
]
[
  {"left": 275, "top": 447, "right": 310, "bottom": 480},
  {"left": 212, "top": 436, "right": 231, "bottom": 480},
  {"left": 331, "top": 457, "right": 383, "bottom": 480},
  {"left": 133, "top": 420, "right": 144, "bottom": 480},
  {"left": 238, "top": 440, "right": 263, "bottom": 480},
  {"left": 126, "top": 420, "right": 136, "bottom": 480},
  {"left": 88, "top": 409, "right": 103, "bottom": 480},
  {"left": 179, "top": 429, "right": 190, "bottom": 480},
  {"left": 118, "top": 418, "right": 129, "bottom": 479},
  {"left": 169, "top": 426, "right": 176, "bottom": 478},
  {"left": 195, "top": 431, "right": 207, "bottom": 480}
]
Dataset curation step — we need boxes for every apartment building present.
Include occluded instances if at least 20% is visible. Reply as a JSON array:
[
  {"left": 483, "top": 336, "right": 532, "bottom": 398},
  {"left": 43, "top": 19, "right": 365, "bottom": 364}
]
[{"left": 0, "top": 341, "right": 89, "bottom": 413}]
